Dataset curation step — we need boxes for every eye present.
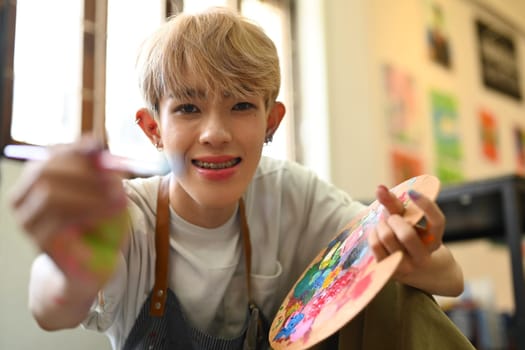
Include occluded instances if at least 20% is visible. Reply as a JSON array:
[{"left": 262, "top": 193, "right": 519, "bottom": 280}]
[
  {"left": 232, "top": 102, "right": 256, "bottom": 111},
  {"left": 174, "top": 104, "right": 199, "bottom": 114}
]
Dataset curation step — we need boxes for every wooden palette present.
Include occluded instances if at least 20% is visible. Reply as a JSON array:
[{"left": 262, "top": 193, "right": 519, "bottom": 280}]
[{"left": 269, "top": 174, "right": 441, "bottom": 350}]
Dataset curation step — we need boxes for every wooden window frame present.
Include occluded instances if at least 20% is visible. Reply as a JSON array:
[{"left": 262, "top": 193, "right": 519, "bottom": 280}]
[
  {"left": 0, "top": 0, "right": 16, "bottom": 151},
  {"left": 0, "top": 0, "right": 110, "bottom": 156},
  {"left": 0, "top": 0, "right": 179, "bottom": 157}
]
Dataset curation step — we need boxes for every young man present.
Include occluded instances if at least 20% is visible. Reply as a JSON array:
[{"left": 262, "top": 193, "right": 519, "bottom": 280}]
[{"left": 11, "top": 7, "right": 464, "bottom": 350}]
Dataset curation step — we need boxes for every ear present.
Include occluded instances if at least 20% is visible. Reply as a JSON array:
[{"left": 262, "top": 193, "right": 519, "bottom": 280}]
[
  {"left": 135, "top": 108, "right": 163, "bottom": 149},
  {"left": 266, "top": 102, "right": 286, "bottom": 139}
]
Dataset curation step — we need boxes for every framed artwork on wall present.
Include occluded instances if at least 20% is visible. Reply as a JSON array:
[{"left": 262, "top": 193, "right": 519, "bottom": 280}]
[
  {"left": 382, "top": 64, "right": 425, "bottom": 185},
  {"left": 476, "top": 19, "right": 522, "bottom": 101},
  {"left": 430, "top": 89, "right": 464, "bottom": 184},
  {"left": 425, "top": 1, "right": 452, "bottom": 69},
  {"left": 479, "top": 108, "right": 499, "bottom": 163},
  {"left": 390, "top": 149, "right": 424, "bottom": 185}
]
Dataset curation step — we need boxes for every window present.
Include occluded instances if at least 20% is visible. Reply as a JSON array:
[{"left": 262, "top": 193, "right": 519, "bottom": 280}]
[
  {"left": 11, "top": 0, "right": 83, "bottom": 146},
  {"left": 3, "top": 0, "right": 296, "bottom": 165},
  {"left": 241, "top": 0, "right": 295, "bottom": 160},
  {"left": 104, "top": 0, "right": 165, "bottom": 164},
  {"left": 3, "top": 0, "right": 102, "bottom": 152}
]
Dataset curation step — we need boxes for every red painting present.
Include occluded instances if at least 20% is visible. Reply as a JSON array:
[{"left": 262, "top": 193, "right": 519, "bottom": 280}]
[
  {"left": 391, "top": 149, "right": 424, "bottom": 185},
  {"left": 479, "top": 109, "right": 499, "bottom": 162}
]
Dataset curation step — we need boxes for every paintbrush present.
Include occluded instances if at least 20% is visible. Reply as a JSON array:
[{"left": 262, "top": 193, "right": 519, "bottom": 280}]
[{"left": 3, "top": 144, "right": 172, "bottom": 177}]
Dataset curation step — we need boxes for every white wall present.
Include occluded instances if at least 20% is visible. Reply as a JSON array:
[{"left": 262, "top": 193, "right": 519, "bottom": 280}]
[{"left": 298, "top": 0, "right": 525, "bottom": 199}]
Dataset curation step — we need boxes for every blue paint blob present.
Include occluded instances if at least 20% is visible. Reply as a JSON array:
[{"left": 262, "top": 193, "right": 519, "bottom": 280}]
[{"left": 274, "top": 312, "right": 305, "bottom": 340}]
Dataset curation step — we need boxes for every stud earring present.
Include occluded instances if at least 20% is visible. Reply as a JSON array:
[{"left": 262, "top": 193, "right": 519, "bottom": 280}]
[
  {"left": 135, "top": 117, "right": 141, "bottom": 124},
  {"left": 264, "top": 134, "right": 273, "bottom": 144},
  {"left": 152, "top": 136, "right": 163, "bottom": 151}
]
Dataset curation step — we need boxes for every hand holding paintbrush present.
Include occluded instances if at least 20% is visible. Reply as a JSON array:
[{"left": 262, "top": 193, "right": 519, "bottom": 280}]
[{"left": 8, "top": 136, "right": 141, "bottom": 318}]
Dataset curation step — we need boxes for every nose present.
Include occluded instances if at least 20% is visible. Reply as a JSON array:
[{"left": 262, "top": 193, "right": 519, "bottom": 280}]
[{"left": 199, "top": 113, "right": 232, "bottom": 146}]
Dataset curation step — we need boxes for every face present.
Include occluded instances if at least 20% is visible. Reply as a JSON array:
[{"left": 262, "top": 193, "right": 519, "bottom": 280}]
[{"left": 151, "top": 88, "right": 284, "bottom": 224}]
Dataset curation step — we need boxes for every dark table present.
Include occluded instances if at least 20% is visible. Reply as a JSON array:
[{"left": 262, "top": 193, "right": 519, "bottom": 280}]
[{"left": 437, "top": 174, "right": 525, "bottom": 349}]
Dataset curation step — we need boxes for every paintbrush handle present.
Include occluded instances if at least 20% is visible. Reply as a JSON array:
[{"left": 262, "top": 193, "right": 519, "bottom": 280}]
[{"left": 3, "top": 144, "right": 169, "bottom": 176}]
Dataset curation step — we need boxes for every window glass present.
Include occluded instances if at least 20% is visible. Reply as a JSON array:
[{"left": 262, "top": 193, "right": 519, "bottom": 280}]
[
  {"left": 184, "top": 0, "right": 237, "bottom": 13},
  {"left": 11, "top": 0, "right": 83, "bottom": 145},
  {"left": 242, "top": 0, "right": 294, "bottom": 160},
  {"left": 105, "top": 0, "right": 164, "bottom": 162}
]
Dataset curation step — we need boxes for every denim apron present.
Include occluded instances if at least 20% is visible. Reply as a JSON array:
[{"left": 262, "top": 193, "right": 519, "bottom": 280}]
[{"left": 122, "top": 175, "right": 270, "bottom": 350}]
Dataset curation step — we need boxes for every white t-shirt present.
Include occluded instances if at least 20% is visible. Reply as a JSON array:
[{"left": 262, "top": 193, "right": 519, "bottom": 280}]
[{"left": 83, "top": 157, "right": 366, "bottom": 349}]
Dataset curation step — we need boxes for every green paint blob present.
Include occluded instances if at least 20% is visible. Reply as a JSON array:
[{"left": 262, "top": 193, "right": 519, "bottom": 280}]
[
  {"left": 82, "top": 209, "right": 128, "bottom": 275},
  {"left": 294, "top": 263, "right": 320, "bottom": 299}
]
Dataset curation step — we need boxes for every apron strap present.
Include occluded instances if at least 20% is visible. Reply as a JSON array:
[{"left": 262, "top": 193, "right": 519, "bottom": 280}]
[
  {"left": 150, "top": 175, "right": 254, "bottom": 316},
  {"left": 238, "top": 198, "right": 253, "bottom": 302},
  {"left": 150, "top": 175, "right": 171, "bottom": 316}
]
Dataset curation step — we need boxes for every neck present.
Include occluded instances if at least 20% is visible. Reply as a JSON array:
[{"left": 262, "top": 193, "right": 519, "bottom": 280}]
[{"left": 169, "top": 181, "right": 239, "bottom": 229}]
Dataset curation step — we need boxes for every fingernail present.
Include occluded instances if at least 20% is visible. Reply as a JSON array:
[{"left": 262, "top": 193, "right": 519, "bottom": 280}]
[
  {"left": 377, "top": 184, "right": 388, "bottom": 192},
  {"left": 408, "top": 189, "right": 421, "bottom": 200}
]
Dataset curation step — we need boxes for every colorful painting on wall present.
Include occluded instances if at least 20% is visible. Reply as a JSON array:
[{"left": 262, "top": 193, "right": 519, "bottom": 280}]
[
  {"left": 382, "top": 64, "right": 422, "bottom": 146},
  {"left": 479, "top": 109, "right": 499, "bottom": 163},
  {"left": 431, "top": 90, "right": 463, "bottom": 184},
  {"left": 269, "top": 175, "right": 441, "bottom": 350},
  {"left": 383, "top": 64, "right": 425, "bottom": 185},
  {"left": 391, "top": 149, "right": 424, "bottom": 184},
  {"left": 425, "top": 1, "right": 452, "bottom": 69}
]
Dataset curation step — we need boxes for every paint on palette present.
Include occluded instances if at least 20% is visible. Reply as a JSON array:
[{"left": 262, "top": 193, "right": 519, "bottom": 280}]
[
  {"left": 271, "top": 190, "right": 411, "bottom": 344},
  {"left": 274, "top": 192, "right": 408, "bottom": 341}
]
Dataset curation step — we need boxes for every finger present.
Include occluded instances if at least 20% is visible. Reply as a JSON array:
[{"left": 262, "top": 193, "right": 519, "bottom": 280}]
[
  {"left": 387, "top": 215, "right": 430, "bottom": 265},
  {"left": 9, "top": 160, "right": 47, "bottom": 209},
  {"left": 12, "top": 145, "right": 124, "bottom": 205},
  {"left": 10, "top": 148, "right": 104, "bottom": 209},
  {"left": 14, "top": 173, "right": 125, "bottom": 245},
  {"left": 408, "top": 189, "right": 445, "bottom": 246},
  {"left": 377, "top": 184, "right": 405, "bottom": 215},
  {"left": 376, "top": 217, "right": 404, "bottom": 254},
  {"left": 14, "top": 204, "right": 81, "bottom": 253},
  {"left": 367, "top": 226, "right": 389, "bottom": 261}
]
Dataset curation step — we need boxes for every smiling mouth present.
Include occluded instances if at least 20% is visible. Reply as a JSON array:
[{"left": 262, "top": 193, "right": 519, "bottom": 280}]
[{"left": 192, "top": 158, "right": 241, "bottom": 169}]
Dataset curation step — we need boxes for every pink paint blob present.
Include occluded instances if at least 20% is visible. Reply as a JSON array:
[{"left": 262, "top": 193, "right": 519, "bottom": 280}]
[
  {"left": 349, "top": 272, "right": 373, "bottom": 300},
  {"left": 290, "top": 317, "right": 314, "bottom": 342}
]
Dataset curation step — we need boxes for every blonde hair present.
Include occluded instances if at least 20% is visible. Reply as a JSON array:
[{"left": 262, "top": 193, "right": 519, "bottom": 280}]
[{"left": 136, "top": 7, "right": 281, "bottom": 117}]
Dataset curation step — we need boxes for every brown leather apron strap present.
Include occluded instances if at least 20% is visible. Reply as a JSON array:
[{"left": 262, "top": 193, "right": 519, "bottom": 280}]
[
  {"left": 150, "top": 175, "right": 254, "bottom": 316},
  {"left": 150, "top": 175, "right": 171, "bottom": 316},
  {"left": 238, "top": 198, "right": 253, "bottom": 302}
]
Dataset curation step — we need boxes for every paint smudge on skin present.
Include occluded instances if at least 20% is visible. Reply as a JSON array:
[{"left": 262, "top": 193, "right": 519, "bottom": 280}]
[{"left": 49, "top": 209, "right": 128, "bottom": 282}]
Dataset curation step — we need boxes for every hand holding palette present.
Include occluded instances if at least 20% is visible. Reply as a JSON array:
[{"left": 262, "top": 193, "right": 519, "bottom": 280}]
[{"left": 269, "top": 174, "right": 441, "bottom": 350}]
